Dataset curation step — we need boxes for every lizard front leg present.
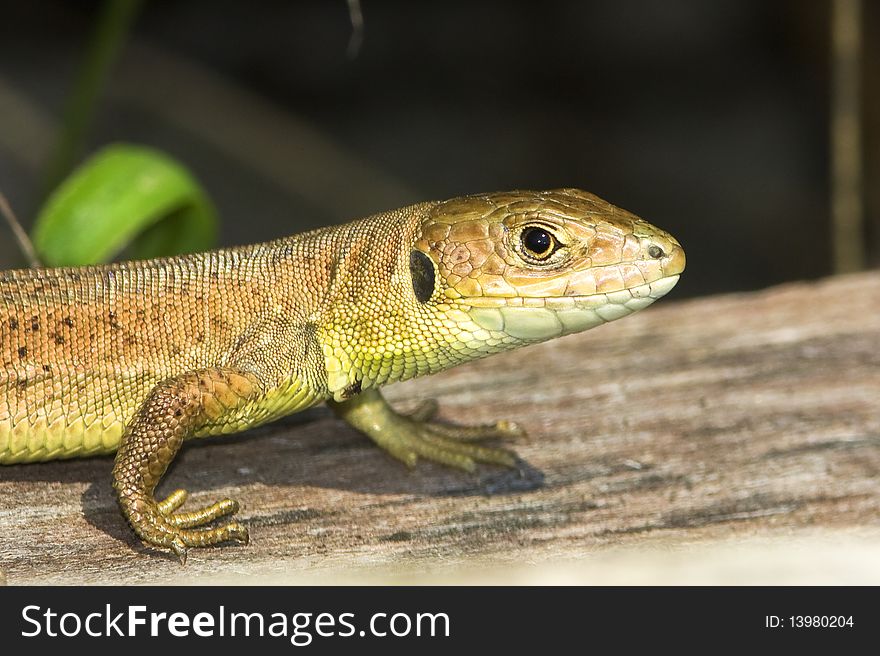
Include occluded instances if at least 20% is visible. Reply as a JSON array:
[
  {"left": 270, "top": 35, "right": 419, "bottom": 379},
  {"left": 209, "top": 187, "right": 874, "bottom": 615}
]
[
  {"left": 112, "top": 368, "right": 262, "bottom": 563},
  {"left": 329, "top": 388, "right": 524, "bottom": 471}
]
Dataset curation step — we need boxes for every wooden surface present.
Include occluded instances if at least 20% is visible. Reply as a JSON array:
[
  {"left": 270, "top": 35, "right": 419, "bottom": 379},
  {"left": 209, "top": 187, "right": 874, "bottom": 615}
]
[{"left": 1, "top": 272, "right": 878, "bottom": 584}]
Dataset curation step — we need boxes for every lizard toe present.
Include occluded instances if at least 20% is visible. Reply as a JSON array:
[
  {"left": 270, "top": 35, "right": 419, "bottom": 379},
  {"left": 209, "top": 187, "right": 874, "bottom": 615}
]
[
  {"left": 157, "top": 489, "right": 189, "bottom": 515},
  {"left": 164, "top": 497, "right": 240, "bottom": 529}
]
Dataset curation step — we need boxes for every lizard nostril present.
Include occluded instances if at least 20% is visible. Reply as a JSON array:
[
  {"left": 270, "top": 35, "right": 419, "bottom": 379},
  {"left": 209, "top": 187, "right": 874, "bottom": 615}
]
[{"left": 647, "top": 244, "right": 665, "bottom": 259}]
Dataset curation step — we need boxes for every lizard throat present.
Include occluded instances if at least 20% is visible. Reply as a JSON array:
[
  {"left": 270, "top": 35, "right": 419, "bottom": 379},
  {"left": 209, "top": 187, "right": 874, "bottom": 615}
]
[{"left": 460, "top": 274, "right": 680, "bottom": 341}]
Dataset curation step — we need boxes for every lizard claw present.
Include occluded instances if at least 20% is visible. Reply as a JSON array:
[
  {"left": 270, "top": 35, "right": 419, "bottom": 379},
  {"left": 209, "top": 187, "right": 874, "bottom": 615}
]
[{"left": 171, "top": 539, "right": 188, "bottom": 565}]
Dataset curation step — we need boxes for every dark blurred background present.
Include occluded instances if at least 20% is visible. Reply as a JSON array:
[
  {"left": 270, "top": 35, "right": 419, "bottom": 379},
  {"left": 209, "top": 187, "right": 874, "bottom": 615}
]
[{"left": 1, "top": 0, "right": 877, "bottom": 299}]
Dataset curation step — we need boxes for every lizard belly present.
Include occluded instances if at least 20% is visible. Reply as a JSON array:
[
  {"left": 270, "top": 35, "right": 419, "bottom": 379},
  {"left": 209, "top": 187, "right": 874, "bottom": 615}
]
[
  {"left": 0, "top": 371, "right": 147, "bottom": 463},
  {"left": 0, "top": 372, "right": 324, "bottom": 464}
]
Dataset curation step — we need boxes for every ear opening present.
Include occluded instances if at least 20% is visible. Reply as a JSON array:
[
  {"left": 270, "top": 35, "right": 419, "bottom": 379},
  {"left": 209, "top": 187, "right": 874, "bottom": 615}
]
[{"left": 409, "top": 250, "right": 436, "bottom": 303}]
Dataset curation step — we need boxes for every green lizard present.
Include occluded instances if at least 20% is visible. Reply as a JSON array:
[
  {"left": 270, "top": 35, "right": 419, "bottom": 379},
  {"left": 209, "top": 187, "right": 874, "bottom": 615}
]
[{"left": 0, "top": 189, "right": 684, "bottom": 561}]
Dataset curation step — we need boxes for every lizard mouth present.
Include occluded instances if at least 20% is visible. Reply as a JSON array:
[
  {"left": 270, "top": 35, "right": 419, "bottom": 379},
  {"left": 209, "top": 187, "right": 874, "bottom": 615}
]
[{"left": 461, "top": 274, "right": 680, "bottom": 340}]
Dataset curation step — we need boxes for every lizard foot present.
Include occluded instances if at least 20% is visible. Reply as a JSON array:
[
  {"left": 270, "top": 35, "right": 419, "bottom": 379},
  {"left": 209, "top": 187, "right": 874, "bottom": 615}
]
[
  {"left": 378, "top": 420, "right": 520, "bottom": 472},
  {"left": 331, "top": 389, "right": 525, "bottom": 472},
  {"left": 123, "top": 490, "right": 249, "bottom": 564}
]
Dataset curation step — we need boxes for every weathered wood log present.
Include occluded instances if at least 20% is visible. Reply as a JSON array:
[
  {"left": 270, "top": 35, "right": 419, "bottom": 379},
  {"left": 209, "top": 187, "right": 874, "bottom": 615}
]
[{"left": 1, "top": 272, "right": 878, "bottom": 584}]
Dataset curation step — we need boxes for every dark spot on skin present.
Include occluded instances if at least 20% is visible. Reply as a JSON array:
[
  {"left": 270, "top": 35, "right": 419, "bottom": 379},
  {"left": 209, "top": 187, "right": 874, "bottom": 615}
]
[
  {"left": 326, "top": 257, "right": 339, "bottom": 283},
  {"left": 174, "top": 409, "right": 182, "bottom": 417},
  {"left": 210, "top": 272, "right": 219, "bottom": 279},
  {"left": 17, "top": 380, "right": 27, "bottom": 391},
  {"left": 42, "top": 364, "right": 52, "bottom": 373},
  {"left": 54, "top": 333, "right": 65, "bottom": 345},
  {"left": 196, "top": 332, "right": 205, "bottom": 343},
  {"left": 230, "top": 333, "right": 248, "bottom": 354},
  {"left": 67, "top": 272, "right": 81, "bottom": 281},
  {"left": 17, "top": 346, "right": 27, "bottom": 358},
  {"left": 342, "top": 379, "right": 362, "bottom": 399},
  {"left": 9, "top": 318, "right": 18, "bottom": 330},
  {"left": 31, "top": 317, "right": 40, "bottom": 331},
  {"left": 410, "top": 250, "right": 436, "bottom": 303},
  {"left": 108, "top": 311, "right": 119, "bottom": 329},
  {"left": 62, "top": 317, "right": 74, "bottom": 328}
]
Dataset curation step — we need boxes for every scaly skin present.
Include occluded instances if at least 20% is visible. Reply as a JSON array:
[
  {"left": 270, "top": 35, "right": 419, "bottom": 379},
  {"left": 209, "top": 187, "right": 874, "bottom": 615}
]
[{"left": 0, "top": 189, "right": 685, "bottom": 561}]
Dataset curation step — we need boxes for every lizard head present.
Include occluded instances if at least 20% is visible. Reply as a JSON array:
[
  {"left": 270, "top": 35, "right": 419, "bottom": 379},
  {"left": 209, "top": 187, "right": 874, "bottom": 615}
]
[
  {"left": 412, "top": 188, "right": 685, "bottom": 344},
  {"left": 322, "top": 188, "right": 684, "bottom": 399}
]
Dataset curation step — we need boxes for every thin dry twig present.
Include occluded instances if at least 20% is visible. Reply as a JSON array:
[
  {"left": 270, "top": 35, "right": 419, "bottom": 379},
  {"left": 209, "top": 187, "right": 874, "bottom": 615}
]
[
  {"left": 831, "top": 0, "right": 864, "bottom": 272},
  {"left": 0, "top": 189, "right": 42, "bottom": 268},
  {"left": 347, "top": 0, "right": 364, "bottom": 58}
]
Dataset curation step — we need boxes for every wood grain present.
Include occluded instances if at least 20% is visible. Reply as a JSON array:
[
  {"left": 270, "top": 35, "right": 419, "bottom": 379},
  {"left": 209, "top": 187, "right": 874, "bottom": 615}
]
[{"left": 1, "top": 272, "right": 878, "bottom": 584}]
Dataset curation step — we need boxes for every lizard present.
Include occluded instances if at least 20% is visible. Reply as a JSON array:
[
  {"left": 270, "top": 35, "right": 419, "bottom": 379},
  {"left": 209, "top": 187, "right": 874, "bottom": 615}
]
[{"left": 0, "top": 188, "right": 685, "bottom": 562}]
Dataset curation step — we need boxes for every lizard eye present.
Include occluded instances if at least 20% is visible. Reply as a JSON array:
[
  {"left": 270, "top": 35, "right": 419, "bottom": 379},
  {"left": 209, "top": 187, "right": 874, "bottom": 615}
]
[
  {"left": 520, "top": 227, "right": 558, "bottom": 260},
  {"left": 647, "top": 244, "right": 665, "bottom": 259}
]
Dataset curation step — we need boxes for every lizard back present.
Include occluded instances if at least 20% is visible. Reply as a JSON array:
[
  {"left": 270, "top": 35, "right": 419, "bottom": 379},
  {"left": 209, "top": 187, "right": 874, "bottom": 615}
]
[{"left": 0, "top": 244, "right": 309, "bottom": 462}]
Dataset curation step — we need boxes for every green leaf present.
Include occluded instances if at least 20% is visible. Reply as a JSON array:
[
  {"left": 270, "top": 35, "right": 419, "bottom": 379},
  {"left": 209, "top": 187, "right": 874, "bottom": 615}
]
[{"left": 32, "top": 143, "right": 217, "bottom": 266}]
